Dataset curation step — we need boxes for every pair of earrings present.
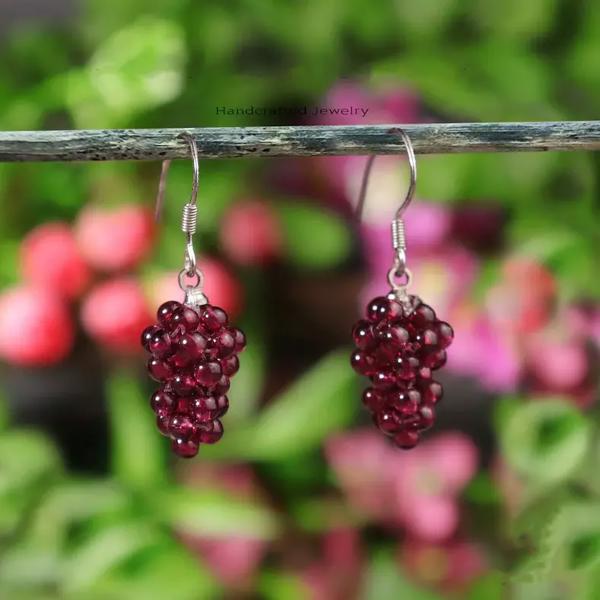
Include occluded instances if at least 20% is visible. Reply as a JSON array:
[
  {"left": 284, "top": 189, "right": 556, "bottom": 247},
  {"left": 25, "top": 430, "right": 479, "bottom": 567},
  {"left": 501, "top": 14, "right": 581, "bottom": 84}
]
[{"left": 141, "top": 130, "right": 453, "bottom": 458}]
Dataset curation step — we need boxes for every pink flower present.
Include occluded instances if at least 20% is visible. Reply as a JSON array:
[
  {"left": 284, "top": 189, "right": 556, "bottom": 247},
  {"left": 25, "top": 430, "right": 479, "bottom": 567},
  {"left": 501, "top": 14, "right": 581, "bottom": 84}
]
[
  {"left": 450, "top": 204, "right": 506, "bottom": 252},
  {"left": 403, "top": 203, "right": 452, "bottom": 251},
  {"left": 392, "top": 433, "right": 478, "bottom": 542},
  {"left": 301, "top": 528, "right": 363, "bottom": 600},
  {"left": 399, "top": 538, "right": 487, "bottom": 593},
  {"left": 147, "top": 257, "right": 243, "bottom": 319},
  {"left": 0, "top": 285, "right": 74, "bottom": 365},
  {"left": 20, "top": 222, "right": 91, "bottom": 299},
  {"left": 81, "top": 277, "right": 151, "bottom": 352},
  {"left": 220, "top": 199, "right": 282, "bottom": 265},
  {"left": 75, "top": 203, "right": 154, "bottom": 272},
  {"left": 176, "top": 464, "right": 268, "bottom": 589},
  {"left": 326, "top": 430, "right": 478, "bottom": 542},
  {"left": 486, "top": 257, "right": 555, "bottom": 335},
  {"left": 447, "top": 306, "right": 521, "bottom": 393}
]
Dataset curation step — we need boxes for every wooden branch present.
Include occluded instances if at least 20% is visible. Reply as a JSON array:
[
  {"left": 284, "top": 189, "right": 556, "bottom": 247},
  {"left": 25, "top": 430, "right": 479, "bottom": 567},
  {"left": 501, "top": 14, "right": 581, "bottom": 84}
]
[{"left": 0, "top": 121, "right": 598, "bottom": 162}]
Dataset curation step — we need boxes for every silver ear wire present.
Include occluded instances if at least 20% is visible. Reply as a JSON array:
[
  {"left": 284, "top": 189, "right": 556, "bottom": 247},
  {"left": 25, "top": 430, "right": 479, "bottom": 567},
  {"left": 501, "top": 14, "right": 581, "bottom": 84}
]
[
  {"left": 355, "top": 127, "right": 417, "bottom": 297},
  {"left": 154, "top": 132, "right": 206, "bottom": 305}
]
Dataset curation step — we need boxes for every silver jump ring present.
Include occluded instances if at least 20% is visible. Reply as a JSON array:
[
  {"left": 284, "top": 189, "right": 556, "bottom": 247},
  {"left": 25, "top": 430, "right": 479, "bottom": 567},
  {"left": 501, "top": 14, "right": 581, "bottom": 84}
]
[
  {"left": 387, "top": 266, "right": 412, "bottom": 292},
  {"left": 178, "top": 268, "right": 204, "bottom": 292}
]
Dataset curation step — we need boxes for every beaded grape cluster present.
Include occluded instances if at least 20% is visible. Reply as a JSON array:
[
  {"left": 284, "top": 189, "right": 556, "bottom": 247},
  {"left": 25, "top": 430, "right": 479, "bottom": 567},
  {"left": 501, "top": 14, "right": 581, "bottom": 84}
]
[
  {"left": 141, "top": 300, "right": 246, "bottom": 458},
  {"left": 351, "top": 294, "right": 453, "bottom": 449}
]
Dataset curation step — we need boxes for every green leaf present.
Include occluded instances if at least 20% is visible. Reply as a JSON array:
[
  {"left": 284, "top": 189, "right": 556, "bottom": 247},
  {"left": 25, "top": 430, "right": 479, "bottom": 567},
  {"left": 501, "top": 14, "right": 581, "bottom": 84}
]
[
  {"left": 204, "top": 349, "right": 357, "bottom": 461},
  {"left": 498, "top": 398, "right": 590, "bottom": 485},
  {"left": 258, "top": 570, "right": 308, "bottom": 600},
  {"left": 106, "top": 372, "right": 166, "bottom": 489},
  {"left": 361, "top": 548, "right": 442, "bottom": 600},
  {"left": 157, "top": 487, "right": 280, "bottom": 539},
  {"left": 275, "top": 200, "right": 352, "bottom": 270},
  {"left": 467, "top": 571, "right": 506, "bottom": 600}
]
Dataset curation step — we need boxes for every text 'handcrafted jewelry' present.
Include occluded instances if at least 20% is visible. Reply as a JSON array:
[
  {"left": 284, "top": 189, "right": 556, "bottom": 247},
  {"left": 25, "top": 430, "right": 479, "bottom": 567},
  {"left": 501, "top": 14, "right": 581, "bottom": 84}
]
[
  {"left": 350, "top": 128, "right": 454, "bottom": 449},
  {"left": 141, "top": 133, "right": 246, "bottom": 458}
]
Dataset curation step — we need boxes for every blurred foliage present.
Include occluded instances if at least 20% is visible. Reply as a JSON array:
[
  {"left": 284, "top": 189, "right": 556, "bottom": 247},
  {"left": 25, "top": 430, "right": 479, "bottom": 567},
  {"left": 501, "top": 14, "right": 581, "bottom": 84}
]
[{"left": 0, "top": 0, "right": 599, "bottom": 598}]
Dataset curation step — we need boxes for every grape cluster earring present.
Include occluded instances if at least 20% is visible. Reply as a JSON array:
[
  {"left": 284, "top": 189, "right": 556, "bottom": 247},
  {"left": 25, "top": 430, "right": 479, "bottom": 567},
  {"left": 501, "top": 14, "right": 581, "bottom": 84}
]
[
  {"left": 350, "top": 128, "right": 454, "bottom": 449},
  {"left": 141, "top": 133, "right": 246, "bottom": 458}
]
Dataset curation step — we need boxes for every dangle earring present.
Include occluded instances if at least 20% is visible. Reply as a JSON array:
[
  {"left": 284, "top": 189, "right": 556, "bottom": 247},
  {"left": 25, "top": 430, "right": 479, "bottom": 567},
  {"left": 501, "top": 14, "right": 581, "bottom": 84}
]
[
  {"left": 350, "top": 128, "right": 453, "bottom": 449},
  {"left": 141, "top": 133, "right": 246, "bottom": 458}
]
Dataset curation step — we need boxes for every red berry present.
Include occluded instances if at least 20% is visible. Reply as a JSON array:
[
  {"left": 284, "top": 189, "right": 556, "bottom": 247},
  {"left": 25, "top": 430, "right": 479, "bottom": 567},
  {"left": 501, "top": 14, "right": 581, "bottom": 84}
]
[
  {"left": 171, "top": 437, "right": 199, "bottom": 458},
  {"left": 21, "top": 222, "right": 91, "bottom": 299},
  {"left": 0, "top": 285, "right": 74, "bottom": 366},
  {"left": 75, "top": 203, "right": 154, "bottom": 272},
  {"left": 195, "top": 360, "right": 223, "bottom": 387}
]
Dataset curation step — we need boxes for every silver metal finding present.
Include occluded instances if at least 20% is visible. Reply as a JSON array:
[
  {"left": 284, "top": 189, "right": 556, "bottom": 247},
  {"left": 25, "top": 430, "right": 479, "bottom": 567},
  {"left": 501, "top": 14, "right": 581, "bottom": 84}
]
[
  {"left": 154, "top": 132, "right": 205, "bottom": 297},
  {"left": 355, "top": 127, "right": 417, "bottom": 296}
]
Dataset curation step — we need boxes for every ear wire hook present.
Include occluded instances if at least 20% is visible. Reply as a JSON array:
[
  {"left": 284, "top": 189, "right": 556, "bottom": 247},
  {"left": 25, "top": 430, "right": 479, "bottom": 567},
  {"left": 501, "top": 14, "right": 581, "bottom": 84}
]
[
  {"left": 355, "top": 127, "right": 417, "bottom": 295},
  {"left": 154, "top": 132, "right": 204, "bottom": 295}
]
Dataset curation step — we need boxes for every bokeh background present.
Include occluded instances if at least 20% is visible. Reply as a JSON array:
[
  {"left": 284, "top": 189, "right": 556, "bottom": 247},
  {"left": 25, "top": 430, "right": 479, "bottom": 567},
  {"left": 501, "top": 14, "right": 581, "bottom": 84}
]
[{"left": 0, "top": 1, "right": 599, "bottom": 598}]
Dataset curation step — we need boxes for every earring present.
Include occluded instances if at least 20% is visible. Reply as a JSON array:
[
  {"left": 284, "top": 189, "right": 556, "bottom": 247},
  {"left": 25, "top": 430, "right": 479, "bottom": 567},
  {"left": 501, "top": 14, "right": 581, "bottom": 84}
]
[
  {"left": 141, "top": 133, "right": 246, "bottom": 458},
  {"left": 350, "top": 128, "right": 453, "bottom": 449}
]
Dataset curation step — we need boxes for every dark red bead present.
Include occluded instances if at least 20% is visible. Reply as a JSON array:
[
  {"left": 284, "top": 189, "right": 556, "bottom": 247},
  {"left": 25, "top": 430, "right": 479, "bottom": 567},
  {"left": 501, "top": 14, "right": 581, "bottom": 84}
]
[
  {"left": 232, "top": 328, "right": 246, "bottom": 352},
  {"left": 157, "top": 414, "right": 170, "bottom": 435},
  {"left": 418, "top": 366, "right": 432, "bottom": 380},
  {"left": 195, "top": 419, "right": 224, "bottom": 444},
  {"left": 171, "top": 438, "right": 199, "bottom": 458},
  {"left": 171, "top": 305, "right": 200, "bottom": 333},
  {"left": 195, "top": 360, "right": 223, "bottom": 387},
  {"left": 372, "top": 371, "right": 396, "bottom": 391},
  {"left": 150, "top": 390, "right": 175, "bottom": 416},
  {"left": 175, "top": 396, "right": 193, "bottom": 413},
  {"left": 157, "top": 301, "right": 182, "bottom": 329},
  {"left": 352, "top": 320, "right": 376, "bottom": 351},
  {"left": 375, "top": 323, "right": 410, "bottom": 347},
  {"left": 200, "top": 305, "right": 228, "bottom": 332},
  {"left": 141, "top": 325, "right": 161, "bottom": 351},
  {"left": 409, "top": 303, "right": 436, "bottom": 329},
  {"left": 376, "top": 411, "right": 401, "bottom": 434},
  {"left": 169, "top": 413, "right": 196, "bottom": 441},
  {"left": 147, "top": 357, "right": 172, "bottom": 382},
  {"left": 149, "top": 328, "right": 172, "bottom": 357},
  {"left": 221, "top": 355, "right": 240, "bottom": 376},
  {"left": 392, "top": 355, "right": 418, "bottom": 381},
  {"left": 421, "top": 380, "right": 443, "bottom": 405},
  {"left": 191, "top": 396, "right": 219, "bottom": 422},
  {"left": 171, "top": 374, "right": 197, "bottom": 396},
  {"left": 361, "top": 387, "right": 382, "bottom": 412},
  {"left": 213, "top": 375, "right": 230, "bottom": 395},
  {"left": 215, "top": 395, "right": 229, "bottom": 417},
  {"left": 393, "top": 429, "right": 420, "bottom": 449},
  {"left": 414, "top": 329, "right": 438, "bottom": 348},
  {"left": 418, "top": 405, "right": 435, "bottom": 430},
  {"left": 436, "top": 321, "right": 454, "bottom": 349},
  {"left": 350, "top": 351, "right": 375, "bottom": 376},
  {"left": 172, "top": 332, "right": 207, "bottom": 368},
  {"left": 388, "top": 389, "right": 421, "bottom": 411},
  {"left": 423, "top": 349, "right": 447, "bottom": 370},
  {"left": 214, "top": 329, "right": 236, "bottom": 358},
  {"left": 366, "top": 296, "right": 402, "bottom": 323}
]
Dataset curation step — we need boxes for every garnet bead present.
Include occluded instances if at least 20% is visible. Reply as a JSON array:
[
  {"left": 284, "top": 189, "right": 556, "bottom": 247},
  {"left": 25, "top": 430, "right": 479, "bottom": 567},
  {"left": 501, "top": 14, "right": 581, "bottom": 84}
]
[
  {"left": 171, "top": 437, "right": 199, "bottom": 458},
  {"left": 147, "top": 357, "right": 172, "bottom": 382},
  {"left": 157, "top": 301, "right": 182, "bottom": 329},
  {"left": 351, "top": 293, "right": 452, "bottom": 449},
  {"left": 143, "top": 299, "right": 245, "bottom": 456}
]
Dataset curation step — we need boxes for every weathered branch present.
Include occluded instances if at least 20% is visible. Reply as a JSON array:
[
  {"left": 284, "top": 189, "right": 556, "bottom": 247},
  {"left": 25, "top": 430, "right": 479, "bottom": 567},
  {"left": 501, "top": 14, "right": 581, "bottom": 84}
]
[{"left": 0, "top": 122, "right": 598, "bottom": 162}]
